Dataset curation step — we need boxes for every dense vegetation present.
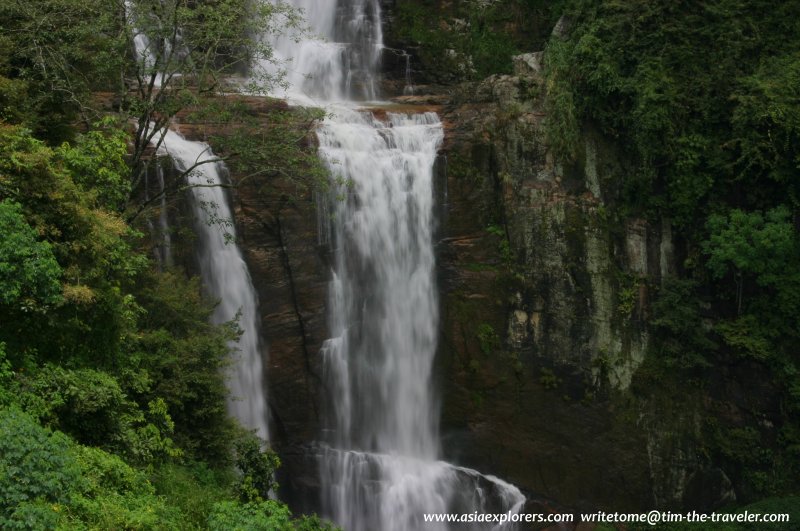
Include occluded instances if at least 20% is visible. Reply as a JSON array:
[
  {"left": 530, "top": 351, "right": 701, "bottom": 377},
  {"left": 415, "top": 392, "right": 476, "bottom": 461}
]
[
  {"left": 542, "top": 0, "right": 800, "bottom": 500},
  {"left": 0, "top": 0, "right": 331, "bottom": 529},
  {"left": 392, "top": 0, "right": 566, "bottom": 81}
]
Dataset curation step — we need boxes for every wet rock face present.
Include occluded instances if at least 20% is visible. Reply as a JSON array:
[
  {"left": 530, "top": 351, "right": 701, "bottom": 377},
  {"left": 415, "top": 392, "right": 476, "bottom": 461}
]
[
  {"left": 231, "top": 149, "right": 338, "bottom": 513},
  {"left": 232, "top": 175, "right": 327, "bottom": 446},
  {"left": 434, "top": 69, "right": 695, "bottom": 511}
]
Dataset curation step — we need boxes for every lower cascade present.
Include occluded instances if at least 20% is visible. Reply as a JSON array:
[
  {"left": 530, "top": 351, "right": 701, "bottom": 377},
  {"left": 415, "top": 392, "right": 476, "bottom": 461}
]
[
  {"left": 159, "top": 129, "right": 269, "bottom": 442},
  {"left": 316, "top": 108, "right": 524, "bottom": 529}
]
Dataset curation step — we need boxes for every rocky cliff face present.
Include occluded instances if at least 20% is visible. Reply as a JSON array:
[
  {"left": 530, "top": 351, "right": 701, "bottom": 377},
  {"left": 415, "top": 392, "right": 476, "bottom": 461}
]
[{"left": 430, "top": 56, "right": 703, "bottom": 512}]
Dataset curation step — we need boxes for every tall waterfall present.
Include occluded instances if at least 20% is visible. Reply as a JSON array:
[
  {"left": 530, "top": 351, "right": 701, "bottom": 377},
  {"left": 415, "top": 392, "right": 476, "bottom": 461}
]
[
  {"left": 158, "top": 130, "right": 269, "bottom": 441},
  {"left": 270, "top": 1, "right": 525, "bottom": 529}
]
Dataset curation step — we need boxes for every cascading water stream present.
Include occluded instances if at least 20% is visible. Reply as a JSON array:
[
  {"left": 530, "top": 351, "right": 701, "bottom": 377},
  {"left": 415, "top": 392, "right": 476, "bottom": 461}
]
[
  {"left": 267, "top": 1, "right": 526, "bottom": 528},
  {"left": 403, "top": 52, "right": 416, "bottom": 95},
  {"left": 127, "top": 0, "right": 270, "bottom": 441},
  {"left": 157, "top": 129, "right": 269, "bottom": 441},
  {"left": 264, "top": 0, "right": 382, "bottom": 103}
]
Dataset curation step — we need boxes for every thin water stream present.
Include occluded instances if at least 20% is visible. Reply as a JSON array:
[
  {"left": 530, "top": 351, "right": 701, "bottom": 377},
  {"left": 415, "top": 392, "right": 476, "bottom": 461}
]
[{"left": 158, "top": 130, "right": 270, "bottom": 442}]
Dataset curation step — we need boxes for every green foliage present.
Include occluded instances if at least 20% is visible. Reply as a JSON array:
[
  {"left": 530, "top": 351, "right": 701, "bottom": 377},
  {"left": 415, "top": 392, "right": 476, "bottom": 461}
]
[
  {"left": 708, "top": 423, "right": 784, "bottom": 497},
  {"left": 650, "top": 279, "right": 715, "bottom": 370},
  {"left": 0, "top": 124, "right": 145, "bottom": 365},
  {"left": 475, "top": 323, "right": 500, "bottom": 355},
  {"left": 0, "top": 0, "right": 124, "bottom": 142},
  {"left": 542, "top": 37, "right": 581, "bottom": 160},
  {"left": 547, "top": 1, "right": 800, "bottom": 498},
  {"left": 64, "top": 444, "right": 183, "bottom": 530},
  {"left": 0, "top": 344, "right": 13, "bottom": 407},
  {"left": 545, "top": 0, "right": 800, "bottom": 225},
  {"left": 17, "top": 365, "right": 180, "bottom": 464},
  {"left": 0, "top": 119, "right": 253, "bottom": 521},
  {"left": 701, "top": 206, "right": 799, "bottom": 382},
  {"left": 234, "top": 433, "right": 280, "bottom": 503},
  {"left": 122, "top": 0, "right": 305, "bottom": 216},
  {"left": 704, "top": 208, "right": 795, "bottom": 283},
  {"left": 0, "top": 3, "right": 339, "bottom": 530},
  {"left": 57, "top": 123, "right": 131, "bottom": 212},
  {"left": 703, "top": 207, "right": 799, "bottom": 314},
  {"left": 209, "top": 500, "right": 292, "bottom": 530},
  {"left": 730, "top": 52, "right": 800, "bottom": 188},
  {"left": 194, "top": 103, "right": 328, "bottom": 199},
  {"left": 0, "top": 75, "right": 30, "bottom": 125},
  {"left": 394, "top": 0, "right": 556, "bottom": 81},
  {"left": 208, "top": 500, "right": 337, "bottom": 531},
  {"left": 0, "top": 199, "right": 62, "bottom": 310},
  {"left": 132, "top": 270, "right": 238, "bottom": 464},
  {"left": 539, "top": 367, "right": 561, "bottom": 390},
  {"left": 152, "top": 462, "right": 235, "bottom": 529},
  {"left": 485, "top": 223, "right": 514, "bottom": 265},
  {"left": 714, "top": 316, "right": 772, "bottom": 362},
  {"left": 0, "top": 407, "right": 82, "bottom": 529},
  {"left": 615, "top": 274, "right": 639, "bottom": 319}
]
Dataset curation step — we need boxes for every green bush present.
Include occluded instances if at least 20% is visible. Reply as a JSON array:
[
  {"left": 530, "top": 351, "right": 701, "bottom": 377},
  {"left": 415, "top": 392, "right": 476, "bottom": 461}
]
[
  {"left": 208, "top": 500, "right": 337, "bottom": 531},
  {"left": 475, "top": 323, "right": 500, "bottom": 355},
  {"left": 132, "top": 269, "right": 238, "bottom": 464},
  {"left": 234, "top": 433, "right": 280, "bottom": 502},
  {"left": 0, "top": 407, "right": 81, "bottom": 529},
  {"left": 64, "top": 444, "right": 183, "bottom": 530},
  {"left": 152, "top": 462, "right": 235, "bottom": 529},
  {"left": 0, "top": 199, "right": 62, "bottom": 310},
  {"left": 17, "top": 365, "right": 179, "bottom": 464}
]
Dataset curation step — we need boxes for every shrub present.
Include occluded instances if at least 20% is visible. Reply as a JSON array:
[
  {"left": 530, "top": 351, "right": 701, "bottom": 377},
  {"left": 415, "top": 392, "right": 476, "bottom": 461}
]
[{"left": 0, "top": 407, "right": 81, "bottom": 529}]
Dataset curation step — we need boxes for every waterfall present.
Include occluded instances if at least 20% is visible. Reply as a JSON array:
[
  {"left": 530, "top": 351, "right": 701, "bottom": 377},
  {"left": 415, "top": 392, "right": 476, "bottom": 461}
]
[
  {"left": 157, "top": 129, "right": 269, "bottom": 441},
  {"left": 403, "top": 53, "right": 416, "bottom": 96},
  {"left": 268, "top": 1, "right": 525, "bottom": 528},
  {"left": 319, "top": 110, "right": 443, "bottom": 461},
  {"left": 265, "top": 0, "right": 382, "bottom": 103},
  {"left": 125, "top": 0, "right": 187, "bottom": 87}
]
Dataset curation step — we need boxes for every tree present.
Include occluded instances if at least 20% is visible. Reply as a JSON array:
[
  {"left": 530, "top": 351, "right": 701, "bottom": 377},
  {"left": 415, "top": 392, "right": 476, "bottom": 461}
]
[
  {"left": 0, "top": 124, "right": 145, "bottom": 365},
  {"left": 0, "top": 200, "right": 62, "bottom": 311},
  {"left": 703, "top": 207, "right": 798, "bottom": 315},
  {"left": 1, "top": 0, "right": 314, "bottom": 221},
  {"left": 209, "top": 500, "right": 339, "bottom": 531},
  {"left": 0, "top": 0, "right": 124, "bottom": 141},
  {"left": 122, "top": 0, "right": 303, "bottom": 205}
]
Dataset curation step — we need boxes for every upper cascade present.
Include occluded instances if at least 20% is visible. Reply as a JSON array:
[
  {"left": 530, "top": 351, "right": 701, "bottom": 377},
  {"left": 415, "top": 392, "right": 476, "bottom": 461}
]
[{"left": 265, "top": 0, "right": 383, "bottom": 103}]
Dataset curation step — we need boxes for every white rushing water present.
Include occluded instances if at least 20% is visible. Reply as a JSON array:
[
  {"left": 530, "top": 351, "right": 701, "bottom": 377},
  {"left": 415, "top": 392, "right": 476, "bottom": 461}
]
[
  {"left": 319, "top": 110, "right": 443, "bottom": 461},
  {"left": 134, "top": 0, "right": 524, "bottom": 523},
  {"left": 317, "top": 110, "right": 525, "bottom": 530},
  {"left": 265, "top": 0, "right": 382, "bottom": 104},
  {"left": 129, "top": 0, "right": 269, "bottom": 440},
  {"left": 125, "top": 0, "right": 170, "bottom": 87},
  {"left": 157, "top": 129, "right": 269, "bottom": 441},
  {"left": 265, "top": 1, "right": 526, "bottom": 528}
]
